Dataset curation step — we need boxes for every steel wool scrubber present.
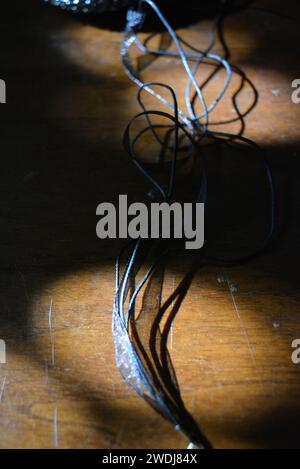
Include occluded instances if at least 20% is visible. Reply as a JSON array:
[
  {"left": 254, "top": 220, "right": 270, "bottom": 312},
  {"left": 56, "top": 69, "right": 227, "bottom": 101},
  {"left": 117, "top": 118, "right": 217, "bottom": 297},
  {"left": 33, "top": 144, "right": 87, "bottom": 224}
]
[{"left": 45, "top": 0, "right": 133, "bottom": 14}]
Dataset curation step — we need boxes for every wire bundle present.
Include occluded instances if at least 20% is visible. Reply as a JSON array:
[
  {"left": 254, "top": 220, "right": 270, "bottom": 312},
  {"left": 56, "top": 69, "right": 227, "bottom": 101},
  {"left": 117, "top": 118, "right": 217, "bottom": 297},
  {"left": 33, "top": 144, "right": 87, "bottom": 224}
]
[{"left": 113, "top": 0, "right": 276, "bottom": 448}]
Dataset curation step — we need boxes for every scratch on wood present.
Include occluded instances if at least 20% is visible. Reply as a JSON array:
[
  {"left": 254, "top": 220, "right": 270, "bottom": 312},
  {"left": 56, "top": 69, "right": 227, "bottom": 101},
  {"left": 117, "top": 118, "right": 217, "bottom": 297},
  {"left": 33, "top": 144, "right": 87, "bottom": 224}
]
[
  {"left": 54, "top": 405, "right": 58, "bottom": 448},
  {"left": 48, "top": 298, "right": 55, "bottom": 366},
  {"left": 0, "top": 375, "right": 7, "bottom": 403},
  {"left": 189, "top": 394, "right": 195, "bottom": 411},
  {"left": 45, "top": 359, "right": 49, "bottom": 384},
  {"left": 225, "top": 273, "right": 264, "bottom": 392},
  {"left": 217, "top": 275, "right": 226, "bottom": 284},
  {"left": 170, "top": 274, "right": 175, "bottom": 351}
]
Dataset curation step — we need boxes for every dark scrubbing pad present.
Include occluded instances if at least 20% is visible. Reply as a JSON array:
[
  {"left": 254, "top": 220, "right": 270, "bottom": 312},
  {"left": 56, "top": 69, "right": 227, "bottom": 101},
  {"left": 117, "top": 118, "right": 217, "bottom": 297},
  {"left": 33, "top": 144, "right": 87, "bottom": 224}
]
[{"left": 45, "top": 0, "right": 134, "bottom": 14}]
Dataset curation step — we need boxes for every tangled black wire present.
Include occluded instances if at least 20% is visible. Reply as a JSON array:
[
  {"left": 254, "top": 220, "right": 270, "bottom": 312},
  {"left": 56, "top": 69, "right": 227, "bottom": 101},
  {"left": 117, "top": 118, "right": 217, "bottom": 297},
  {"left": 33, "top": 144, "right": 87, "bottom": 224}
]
[{"left": 112, "top": 0, "right": 276, "bottom": 449}]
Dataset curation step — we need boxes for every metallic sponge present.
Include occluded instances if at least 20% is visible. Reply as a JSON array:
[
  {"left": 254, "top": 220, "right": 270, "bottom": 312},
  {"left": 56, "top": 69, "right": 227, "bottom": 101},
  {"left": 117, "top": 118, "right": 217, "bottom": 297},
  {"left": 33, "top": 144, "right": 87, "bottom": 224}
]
[{"left": 45, "top": 0, "right": 133, "bottom": 14}]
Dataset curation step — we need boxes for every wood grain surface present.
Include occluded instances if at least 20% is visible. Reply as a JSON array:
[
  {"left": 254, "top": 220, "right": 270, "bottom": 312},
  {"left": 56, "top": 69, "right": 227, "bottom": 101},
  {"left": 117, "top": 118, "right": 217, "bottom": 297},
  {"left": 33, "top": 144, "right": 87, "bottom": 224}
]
[{"left": 0, "top": 0, "right": 300, "bottom": 449}]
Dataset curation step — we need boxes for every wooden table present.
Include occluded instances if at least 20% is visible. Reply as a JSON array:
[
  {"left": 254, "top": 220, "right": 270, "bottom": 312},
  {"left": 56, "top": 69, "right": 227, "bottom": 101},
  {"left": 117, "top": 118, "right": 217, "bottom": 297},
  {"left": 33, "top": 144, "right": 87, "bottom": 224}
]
[{"left": 0, "top": 0, "right": 300, "bottom": 449}]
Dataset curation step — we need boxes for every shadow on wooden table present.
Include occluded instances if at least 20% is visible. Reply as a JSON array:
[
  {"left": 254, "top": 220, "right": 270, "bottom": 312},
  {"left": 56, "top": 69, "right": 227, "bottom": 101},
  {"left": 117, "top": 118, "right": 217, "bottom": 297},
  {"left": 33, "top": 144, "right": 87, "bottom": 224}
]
[{"left": 0, "top": 0, "right": 299, "bottom": 448}]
